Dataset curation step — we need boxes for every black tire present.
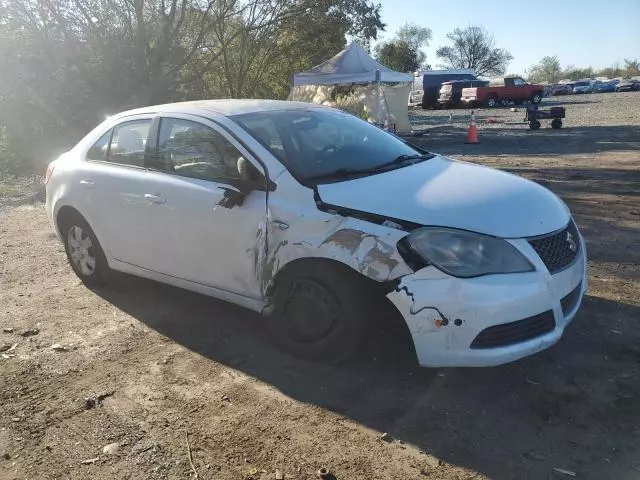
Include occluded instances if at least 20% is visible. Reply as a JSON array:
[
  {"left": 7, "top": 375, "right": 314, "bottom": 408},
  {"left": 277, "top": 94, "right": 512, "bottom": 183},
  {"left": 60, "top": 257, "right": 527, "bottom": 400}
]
[
  {"left": 486, "top": 95, "right": 499, "bottom": 108},
  {"left": 551, "top": 118, "right": 563, "bottom": 129},
  {"left": 270, "top": 262, "right": 373, "bottom": 363},
  {"left": 529, "top": 120, "right": 541, "bottom": 130},
  {"left": 60, "top": 213, "right": 110, "bottom": 286},
  {"left": 531, "top": 92, "right": 543, "bottom": 104}
]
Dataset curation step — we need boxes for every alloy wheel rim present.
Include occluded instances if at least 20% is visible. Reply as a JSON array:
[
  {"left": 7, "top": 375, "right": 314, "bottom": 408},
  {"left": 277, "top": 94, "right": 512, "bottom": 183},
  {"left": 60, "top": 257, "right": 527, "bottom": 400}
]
[{"left": 67, "top": 225, "right": 96, "bottom": 276}]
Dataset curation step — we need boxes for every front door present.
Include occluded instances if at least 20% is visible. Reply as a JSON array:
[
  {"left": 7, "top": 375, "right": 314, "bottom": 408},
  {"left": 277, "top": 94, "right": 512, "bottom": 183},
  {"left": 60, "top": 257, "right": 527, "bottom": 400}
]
[{"left": 136, "top": 114, "right": 268, "bottom": 300}]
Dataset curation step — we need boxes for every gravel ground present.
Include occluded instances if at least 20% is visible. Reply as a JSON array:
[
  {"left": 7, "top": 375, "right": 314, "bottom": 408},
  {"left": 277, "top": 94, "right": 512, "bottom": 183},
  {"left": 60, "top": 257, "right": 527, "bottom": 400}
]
[
  {"left": 0, "top": 91, "right": 639, "bottom": 480},
  {"left": 409, "top": 91, "right": 640, "bottom": 130}
]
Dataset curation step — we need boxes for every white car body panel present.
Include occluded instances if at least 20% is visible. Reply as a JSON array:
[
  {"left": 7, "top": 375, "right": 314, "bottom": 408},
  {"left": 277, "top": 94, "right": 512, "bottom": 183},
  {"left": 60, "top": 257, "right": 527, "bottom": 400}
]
[
  {"left": 317, "top": 156, "right": 570, "bottom": 238},
  {"left": 387, "top": 236, "right": 587, "bottom": 367},
  {"left": 45, "top": 99, "right": 588, "bottom": 368}
]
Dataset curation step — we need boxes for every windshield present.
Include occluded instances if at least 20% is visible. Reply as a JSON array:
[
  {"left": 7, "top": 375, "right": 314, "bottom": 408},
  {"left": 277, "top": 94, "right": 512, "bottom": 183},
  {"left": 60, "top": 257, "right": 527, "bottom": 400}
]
[
  {"left": 574, "top": 81, "right": 589, "bottom": 87},
  {"left": 231, "top": 108, "right": 428, "bottom": 184}
]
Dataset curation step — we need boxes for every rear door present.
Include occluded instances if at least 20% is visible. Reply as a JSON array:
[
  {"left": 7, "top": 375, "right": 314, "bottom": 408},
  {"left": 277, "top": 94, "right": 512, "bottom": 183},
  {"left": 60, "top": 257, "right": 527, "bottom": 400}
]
[{"left": 79, "top": 115, "right": 158, "bottom": 266}]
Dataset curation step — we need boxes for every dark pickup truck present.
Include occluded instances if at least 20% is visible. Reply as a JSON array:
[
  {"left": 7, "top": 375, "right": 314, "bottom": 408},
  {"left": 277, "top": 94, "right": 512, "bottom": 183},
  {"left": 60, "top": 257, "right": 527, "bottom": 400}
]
[{"left": 461, "top": 77, "right": 544, "bottom": 107}]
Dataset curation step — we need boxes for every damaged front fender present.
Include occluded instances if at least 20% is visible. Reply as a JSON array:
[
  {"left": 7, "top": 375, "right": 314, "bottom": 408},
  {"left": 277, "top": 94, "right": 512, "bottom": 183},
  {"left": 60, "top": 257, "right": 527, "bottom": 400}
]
[{"left": 258, "top": 208, "right": 413, "bottom": 301}]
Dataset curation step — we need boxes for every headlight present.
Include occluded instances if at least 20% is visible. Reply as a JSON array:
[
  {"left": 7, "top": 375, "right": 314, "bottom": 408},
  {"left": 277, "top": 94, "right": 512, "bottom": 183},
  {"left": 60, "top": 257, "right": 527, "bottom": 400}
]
[{"left": 400, "top": 227, "right": 534, "bottom": 277}]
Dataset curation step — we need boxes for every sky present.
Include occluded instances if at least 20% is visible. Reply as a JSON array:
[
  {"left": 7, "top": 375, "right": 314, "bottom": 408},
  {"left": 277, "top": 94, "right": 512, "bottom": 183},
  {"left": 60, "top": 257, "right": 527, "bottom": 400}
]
[{"left": 376, "top": 0, "right": 640, "bottom": 75}]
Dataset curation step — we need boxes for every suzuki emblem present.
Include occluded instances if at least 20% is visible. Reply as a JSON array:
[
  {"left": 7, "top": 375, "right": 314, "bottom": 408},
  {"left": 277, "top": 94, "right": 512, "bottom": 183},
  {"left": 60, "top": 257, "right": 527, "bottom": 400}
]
[{"left": 566, "top": 231, "right": 577, "bottom": 253}]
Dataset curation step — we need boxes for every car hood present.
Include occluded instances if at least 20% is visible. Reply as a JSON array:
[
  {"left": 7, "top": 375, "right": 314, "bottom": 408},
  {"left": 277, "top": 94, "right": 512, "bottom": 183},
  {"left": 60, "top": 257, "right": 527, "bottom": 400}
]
[{"left": 316, "top": 156, "right": 570, "bottom": 238}]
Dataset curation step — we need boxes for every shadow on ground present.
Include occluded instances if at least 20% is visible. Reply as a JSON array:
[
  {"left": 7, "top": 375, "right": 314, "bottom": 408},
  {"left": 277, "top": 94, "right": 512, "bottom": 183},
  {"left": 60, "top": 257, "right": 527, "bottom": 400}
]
[
  {"left": 95, "top": 276, "right": 640, "bottom": 480},
  {"left": 406, "top": 125, "right": 640, "bottom": 157},
  {"left": 92, "top": 131, "right": 640, "bottom": 479}
]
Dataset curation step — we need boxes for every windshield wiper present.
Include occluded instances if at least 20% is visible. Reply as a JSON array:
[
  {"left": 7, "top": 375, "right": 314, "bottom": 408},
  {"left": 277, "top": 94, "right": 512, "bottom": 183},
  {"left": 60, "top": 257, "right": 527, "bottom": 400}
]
[
  {"left": 373, "top": 153, "right": 433, "bottom": 171},
  {"left": 305, "top": 153, "right": 434, "bottom": 183}
]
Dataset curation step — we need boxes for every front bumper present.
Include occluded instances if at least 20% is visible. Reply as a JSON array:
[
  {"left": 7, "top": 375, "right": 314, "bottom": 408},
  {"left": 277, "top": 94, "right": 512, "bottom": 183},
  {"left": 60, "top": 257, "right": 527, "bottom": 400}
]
[{"left": 387, "top": 235, "right": 588, "bottom": 367}]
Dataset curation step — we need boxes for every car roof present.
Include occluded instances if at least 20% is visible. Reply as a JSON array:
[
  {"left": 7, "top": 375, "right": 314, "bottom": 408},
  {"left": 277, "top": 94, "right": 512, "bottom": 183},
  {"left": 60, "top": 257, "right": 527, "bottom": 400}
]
[{"left": 114, "top": 99, "right": 325, "bottom": 119}]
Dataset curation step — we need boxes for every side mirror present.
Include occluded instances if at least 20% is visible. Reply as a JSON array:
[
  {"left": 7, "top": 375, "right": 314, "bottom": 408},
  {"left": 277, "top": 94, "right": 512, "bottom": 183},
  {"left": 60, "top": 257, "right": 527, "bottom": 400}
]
[{"left": 217, "top": 186, "right": 246, "bottom": 209}]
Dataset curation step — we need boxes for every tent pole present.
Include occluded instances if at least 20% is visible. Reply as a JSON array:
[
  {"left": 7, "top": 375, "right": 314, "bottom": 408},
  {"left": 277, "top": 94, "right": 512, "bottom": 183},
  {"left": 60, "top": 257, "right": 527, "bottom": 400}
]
[{"left": 375, "top": 69, "right": 382, "bottom": 126}]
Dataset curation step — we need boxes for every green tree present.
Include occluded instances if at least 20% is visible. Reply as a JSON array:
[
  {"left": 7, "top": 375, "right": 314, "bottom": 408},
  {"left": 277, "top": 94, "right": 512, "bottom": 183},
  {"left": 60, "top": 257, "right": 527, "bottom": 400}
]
[
  {"left": 623, "top": 58, "right": 640, "bottom": 77},
  {"left": 374, "top": 40, "right": 420, "bottom": 72},
  {"left": 562, "top": 66, "right": 594, "bottom": 80},
  {"left": 435, "top": 25, "right": 513, "bottom": 77},
  {"left": 0, "top": 0, "right": 386, "bottom": 172},
  {"left": 526, "top": 56, "right": 562, "bottom": 83},
  {"left": 395, "top": 22, "right": 431, "bottom": 69}
]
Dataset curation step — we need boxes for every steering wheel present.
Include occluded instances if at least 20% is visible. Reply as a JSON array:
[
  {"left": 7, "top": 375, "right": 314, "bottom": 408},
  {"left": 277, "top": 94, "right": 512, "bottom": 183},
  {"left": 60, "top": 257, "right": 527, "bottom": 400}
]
[{"left": 313, "top": 144, "right": 339, "bottom": 163}]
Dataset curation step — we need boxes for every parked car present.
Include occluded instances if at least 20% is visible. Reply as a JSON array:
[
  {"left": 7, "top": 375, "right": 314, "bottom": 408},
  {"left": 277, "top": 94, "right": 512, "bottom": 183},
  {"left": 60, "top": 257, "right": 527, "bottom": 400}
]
[
  {"left": 593, "top": 81, "right": 616, "bottom": 93},
  {"left": 438, "top": 79, "right": 489, "bottom": 107},
  {"left": 45, "top": 100, "right": 587, "bottom": 368},
  {"left": 572, "top": 80, "right": 593, "bottom": 94},
  {"left": 461, "top": 77, "right": 545, "bottom": 107},
  {"left": 615, "top": 79, "right": 640, "bottom": 92},
  {"left": 409, "top": 89, "right": 424, "bottom": 105},
  {"left": 414, "top": 69, "right": 477, "bottom": 109},
  {"left": 551, "top": 84, "right": 573, "bottom": 95}
]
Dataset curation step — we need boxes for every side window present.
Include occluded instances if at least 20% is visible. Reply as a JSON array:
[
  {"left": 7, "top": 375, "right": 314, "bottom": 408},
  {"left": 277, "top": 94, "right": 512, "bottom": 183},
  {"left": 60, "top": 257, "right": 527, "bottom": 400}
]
[
  {"left": 108, "top": 120, "right": 151, "bottom": 167},
  {"left": 513, "top": 78, "right": 526, "bottom": 86},
  {"left": 158, "top": 118, "right": 250, "bottom": 184},
  {"left": 87, "top": 130, "right": 111, "bottom": 161}
]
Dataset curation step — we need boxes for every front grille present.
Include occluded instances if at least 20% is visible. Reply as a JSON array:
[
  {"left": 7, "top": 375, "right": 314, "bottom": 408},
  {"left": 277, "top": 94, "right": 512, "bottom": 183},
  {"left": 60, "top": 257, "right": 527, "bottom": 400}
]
[
  {"left": 470, "top": 311, "right": 556, "bottom": 349},
  {"left": 528, "top": 222, "right": 580, "bottom": 274},
  {"left": 561, "top": 282, "right": 582, "bottom": 316}
]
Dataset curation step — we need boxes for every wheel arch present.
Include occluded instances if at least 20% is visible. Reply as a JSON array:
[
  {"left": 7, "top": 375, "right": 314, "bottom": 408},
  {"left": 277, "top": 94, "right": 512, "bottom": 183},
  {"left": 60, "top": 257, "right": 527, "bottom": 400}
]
[
  {"left": 261, "top": 223, "right": 413, "bottom": 301},
  {"left": 54, "top": 205, "right": 110, "bottom": 264},
  {"left": 266, "top": 256, "right": 385, "bottom": 298}
]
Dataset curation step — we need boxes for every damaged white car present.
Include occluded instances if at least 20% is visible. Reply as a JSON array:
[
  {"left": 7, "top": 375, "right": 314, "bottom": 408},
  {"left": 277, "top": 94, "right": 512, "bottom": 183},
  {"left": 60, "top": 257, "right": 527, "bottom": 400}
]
[{"left": 45, "top": 100, "right": 587, "bottom": 367}]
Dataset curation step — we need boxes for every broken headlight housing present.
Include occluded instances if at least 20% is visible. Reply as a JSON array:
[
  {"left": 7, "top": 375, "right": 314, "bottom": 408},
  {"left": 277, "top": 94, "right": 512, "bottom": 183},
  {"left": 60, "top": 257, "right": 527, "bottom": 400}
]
[{"left": 400, "top": 227, "right": 534, "bottom": 278}]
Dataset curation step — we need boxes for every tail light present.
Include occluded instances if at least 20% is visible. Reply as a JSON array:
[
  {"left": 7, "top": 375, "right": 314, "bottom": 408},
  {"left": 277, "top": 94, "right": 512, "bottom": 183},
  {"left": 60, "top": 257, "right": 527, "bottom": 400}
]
[{"left": 45, "top": 161, "right": 56, "bottom": 185}]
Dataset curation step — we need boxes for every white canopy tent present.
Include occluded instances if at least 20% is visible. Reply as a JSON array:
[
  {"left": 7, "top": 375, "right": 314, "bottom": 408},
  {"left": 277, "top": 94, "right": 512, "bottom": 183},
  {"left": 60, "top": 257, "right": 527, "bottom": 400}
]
[{"left": 289, "top": 42, "right": 413, "bottom": 132}]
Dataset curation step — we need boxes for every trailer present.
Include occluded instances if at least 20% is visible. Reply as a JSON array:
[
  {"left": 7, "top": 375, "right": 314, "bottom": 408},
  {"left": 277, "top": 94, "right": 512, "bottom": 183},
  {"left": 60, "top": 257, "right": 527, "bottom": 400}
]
[{"left": 525, "top": 105, "right": 566, "bottom": 130}]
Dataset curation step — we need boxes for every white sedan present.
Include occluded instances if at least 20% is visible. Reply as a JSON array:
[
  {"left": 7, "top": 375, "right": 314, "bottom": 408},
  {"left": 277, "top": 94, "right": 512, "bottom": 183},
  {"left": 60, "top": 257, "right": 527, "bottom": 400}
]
[{"left": 45, "top": 100, "right": 587, "bottom": 367}]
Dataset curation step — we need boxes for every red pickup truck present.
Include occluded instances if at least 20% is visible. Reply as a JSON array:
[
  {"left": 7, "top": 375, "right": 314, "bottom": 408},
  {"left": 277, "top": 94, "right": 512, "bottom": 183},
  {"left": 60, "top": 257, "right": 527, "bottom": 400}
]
[{"left": 461, "top": 77, "right": 544, "bottom": 107}]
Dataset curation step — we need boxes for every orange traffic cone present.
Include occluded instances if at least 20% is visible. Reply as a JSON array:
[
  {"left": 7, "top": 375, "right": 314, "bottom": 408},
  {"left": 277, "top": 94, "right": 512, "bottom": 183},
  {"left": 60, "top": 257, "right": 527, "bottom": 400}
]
[{"left": 466, "top": 110, "right": 479, "bottom": 144}]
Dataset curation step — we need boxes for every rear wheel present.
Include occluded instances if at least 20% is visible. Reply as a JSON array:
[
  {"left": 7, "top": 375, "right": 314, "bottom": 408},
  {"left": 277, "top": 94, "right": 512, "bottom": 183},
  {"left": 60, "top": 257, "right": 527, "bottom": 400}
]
[
  {"left": 529, "top": 120, "right": 541, "bottom": 130},
  {"left": 61, "top": 214, "right": 110, "bottom": 285},
  {"left": 551, "top": 118, "right": 563, "bottom": 129},
  {"left": 486, "top": 96, "right": 498, "bottom": 108},
  {"left": 531, "top": 92, "right": 543, "bottom": 104},
  {"left": 271, "top": 262, "right": 373, "bottom": 363}
]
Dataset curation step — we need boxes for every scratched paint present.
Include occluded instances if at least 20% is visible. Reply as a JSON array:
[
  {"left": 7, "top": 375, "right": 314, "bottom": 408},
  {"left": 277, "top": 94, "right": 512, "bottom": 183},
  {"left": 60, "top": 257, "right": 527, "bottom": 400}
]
[{"left": 258, "top": 214, "right": 412, "bottom": 299}]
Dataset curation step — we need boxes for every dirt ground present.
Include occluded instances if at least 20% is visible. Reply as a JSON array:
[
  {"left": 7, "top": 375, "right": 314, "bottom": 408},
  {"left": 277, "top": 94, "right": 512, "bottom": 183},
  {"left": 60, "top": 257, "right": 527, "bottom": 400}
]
[{"left": 1, "top": 92, "right": 639, "bottom": 480}]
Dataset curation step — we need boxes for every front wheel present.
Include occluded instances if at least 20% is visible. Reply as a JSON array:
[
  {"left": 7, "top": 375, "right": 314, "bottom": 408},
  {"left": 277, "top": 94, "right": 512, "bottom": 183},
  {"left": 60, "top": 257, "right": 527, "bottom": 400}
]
[
  {"left": 551, "top": 118, "right": 563, "bottom": 129},
  {"left": 529, "top": 119, "right": 541, "bottom": 130},
  {"left": 531, "top": 92, "right": 543, "bottom": 104},
  {"left": 61, "top": 215, "right": 110, "bottom": 286},
  {"left": 270, "top": 263, "right": 372, "bottom": 363},
  {"left": 486, "top": 96, "right": 498, "bottom": 108}
]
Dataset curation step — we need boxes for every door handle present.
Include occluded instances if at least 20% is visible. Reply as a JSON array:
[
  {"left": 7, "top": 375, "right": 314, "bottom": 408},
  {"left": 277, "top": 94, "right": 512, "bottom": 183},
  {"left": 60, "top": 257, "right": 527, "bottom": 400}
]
[
  {"left": 144, "top": 193, "right": 166, "bottom": 204},
  {"left": 270, "top": 220, "right": 289, "bottom": 230},
  {"left": 79, "top": 180, "right": 94, "bottom": 187}
]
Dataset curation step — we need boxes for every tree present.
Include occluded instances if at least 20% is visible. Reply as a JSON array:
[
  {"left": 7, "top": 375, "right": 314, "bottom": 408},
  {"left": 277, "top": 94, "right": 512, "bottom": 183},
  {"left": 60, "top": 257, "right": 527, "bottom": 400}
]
[
  {"left": 395, "top": 22, "right": 431, "bottom": 68},
  {"left": 0, "top": 0, "right": 386, "bottom": 172},
  {"left": 374, "top": 40, "right": 420, "bottom": 72},
  {"left": 526, "top": 56, "right": 562, "bottom": 83},
  {"left": 435, "top": 25, "right": 513, "bottom": 77},
  {"left": 623, "top": 58, "right": 640, "bottom": 77},
  {"left": 562, "top": 66, "right": 594, "bottom": 81}
]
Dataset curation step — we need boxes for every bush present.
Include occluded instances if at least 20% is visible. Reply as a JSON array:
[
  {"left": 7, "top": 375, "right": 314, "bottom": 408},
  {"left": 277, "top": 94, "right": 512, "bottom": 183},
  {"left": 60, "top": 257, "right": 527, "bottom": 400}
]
[{"left": 0, "top": 126, "right": 35, "bottom": 175}]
